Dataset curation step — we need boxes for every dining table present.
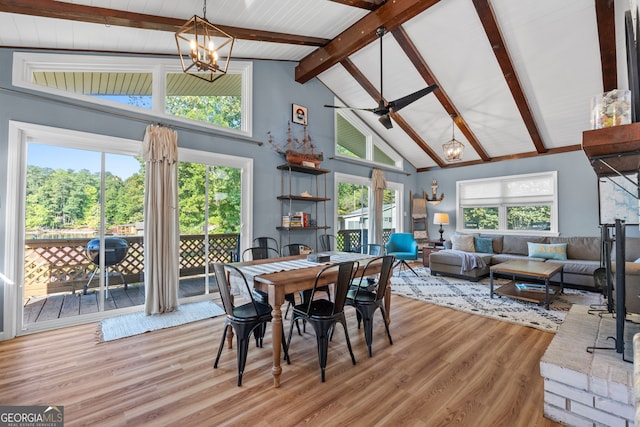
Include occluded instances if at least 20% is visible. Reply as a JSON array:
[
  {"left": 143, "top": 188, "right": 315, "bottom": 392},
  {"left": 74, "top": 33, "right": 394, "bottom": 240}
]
[{"left": 231, "top": 252, "right": 391, "bottom": 387}]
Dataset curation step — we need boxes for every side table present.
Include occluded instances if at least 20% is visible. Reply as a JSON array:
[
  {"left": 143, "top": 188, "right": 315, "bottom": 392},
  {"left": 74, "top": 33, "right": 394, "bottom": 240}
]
[{"left": 422, "top": 240, "right": 445, "bottom": 267}]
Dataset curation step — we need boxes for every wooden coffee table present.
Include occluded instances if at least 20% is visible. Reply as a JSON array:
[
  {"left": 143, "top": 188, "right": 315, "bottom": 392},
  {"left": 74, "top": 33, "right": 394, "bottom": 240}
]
[{"left": 489, "top": 260, "right": 564, "bottom": 309}]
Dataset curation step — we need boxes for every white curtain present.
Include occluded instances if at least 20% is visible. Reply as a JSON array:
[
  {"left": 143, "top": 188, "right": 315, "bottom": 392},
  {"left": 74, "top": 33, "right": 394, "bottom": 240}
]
[
  {"left": 371, "top": 168, "right": 387, "bottom": 245},
  {"left": 142, "top": 125, "right": 179, "bottom": 315}
]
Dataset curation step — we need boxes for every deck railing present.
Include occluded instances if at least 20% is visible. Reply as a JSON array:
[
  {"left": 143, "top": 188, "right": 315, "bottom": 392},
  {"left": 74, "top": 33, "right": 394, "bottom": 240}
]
[
  {"left": 24, "top": 230, "right": 396, "bottom": 297},
  {"left": 24, "top": 233, "right": 239, "bottom": 296}
]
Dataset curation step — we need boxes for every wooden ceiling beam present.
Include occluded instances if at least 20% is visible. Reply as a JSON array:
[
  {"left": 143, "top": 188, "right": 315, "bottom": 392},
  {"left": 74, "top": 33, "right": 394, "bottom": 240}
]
[
  {"left": 595, "top": 0, "right": 618, "bottom": 92},
  {"left": 295, "top": 0, "right": 441, "bottom": 83},
  {"left": 340, "top": 58, "right": 447, "bottom": 168},
  {"left": 392, "top": 26, "right": 491, "bottom": 162},
  {"left": 328, "top": 0, "right": 384, "bottom": 11},
  {"left": 472, "top": 0, "right": 547, "bottom": 154},
  {"left": 0, "top": 0, "right": 329, "bottom": 46}
]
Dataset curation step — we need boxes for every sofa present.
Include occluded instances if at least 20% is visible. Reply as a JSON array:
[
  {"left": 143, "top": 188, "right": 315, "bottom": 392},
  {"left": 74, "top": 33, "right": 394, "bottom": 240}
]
[{"left": 428, "top": 234, "right": 602, "bottom": 290}]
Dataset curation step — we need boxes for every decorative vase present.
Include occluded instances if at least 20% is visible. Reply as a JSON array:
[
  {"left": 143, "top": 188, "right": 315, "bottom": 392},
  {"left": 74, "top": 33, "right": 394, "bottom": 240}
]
[{"left": 591, "top": 89, "right": 631, "bottom": 129}]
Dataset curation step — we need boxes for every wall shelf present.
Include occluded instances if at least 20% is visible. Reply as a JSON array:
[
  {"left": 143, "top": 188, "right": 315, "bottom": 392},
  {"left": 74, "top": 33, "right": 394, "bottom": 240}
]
[{"left": 277, "top": 163, "right": 330, "bottom": 249}]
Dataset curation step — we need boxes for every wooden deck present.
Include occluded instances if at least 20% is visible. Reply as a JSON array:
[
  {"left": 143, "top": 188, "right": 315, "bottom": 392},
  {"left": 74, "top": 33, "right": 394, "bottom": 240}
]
[{"left": 23, "top": 276, "right": 218, "bottom": 323}]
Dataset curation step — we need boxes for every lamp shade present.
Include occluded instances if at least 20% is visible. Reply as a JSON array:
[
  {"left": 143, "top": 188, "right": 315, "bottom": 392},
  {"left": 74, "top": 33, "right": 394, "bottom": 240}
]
[{"left": 433, "top": 213, "right": 449, "bottom": 225}]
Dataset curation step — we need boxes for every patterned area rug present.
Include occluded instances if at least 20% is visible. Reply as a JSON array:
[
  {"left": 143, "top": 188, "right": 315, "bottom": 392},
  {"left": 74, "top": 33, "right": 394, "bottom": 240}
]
[
  {"left": 98, "top": 300, "right": 225, "bottom": 342},
  {"left": 390, "top": 267, "right": 604, "bottom": 332}
]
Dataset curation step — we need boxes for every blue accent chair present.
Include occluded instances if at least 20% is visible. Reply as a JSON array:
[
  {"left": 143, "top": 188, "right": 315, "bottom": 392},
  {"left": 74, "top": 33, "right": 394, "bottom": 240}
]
[{"left": 384, "top": 233, "right": 419, "bottom": 276}]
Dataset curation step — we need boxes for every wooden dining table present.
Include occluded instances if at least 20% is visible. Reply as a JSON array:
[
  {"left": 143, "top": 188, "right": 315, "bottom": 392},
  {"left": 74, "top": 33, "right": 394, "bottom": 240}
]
[{"left": 232, "top": 252, "right": 391, "bottom": 387}]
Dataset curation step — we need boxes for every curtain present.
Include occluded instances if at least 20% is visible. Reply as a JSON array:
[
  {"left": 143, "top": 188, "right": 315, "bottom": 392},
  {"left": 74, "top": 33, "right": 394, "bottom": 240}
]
[
  {"left": 371, "top": 168, "right": 387, "bottom": 245},
  {"left": 142, "top": 125, "right": 179, "bottom": 315}
]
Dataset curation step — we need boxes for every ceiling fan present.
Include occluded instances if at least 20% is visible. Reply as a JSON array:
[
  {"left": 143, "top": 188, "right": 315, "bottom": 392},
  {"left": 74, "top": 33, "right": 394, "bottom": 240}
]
[{"left": 324, "top": 26, "right": 438, "bottom": 129}]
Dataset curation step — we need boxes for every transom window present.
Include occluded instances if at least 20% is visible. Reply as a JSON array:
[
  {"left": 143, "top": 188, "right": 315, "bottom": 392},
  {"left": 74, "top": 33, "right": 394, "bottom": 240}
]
[
  {"left": 332, "top": 105, "right": 402, "bottom": 168},
  {"left": 457, "top": 171, "right": 558, "bottom": 235},
  {"left": 12, "top": 52, "right": 252, "bottom": 136}
]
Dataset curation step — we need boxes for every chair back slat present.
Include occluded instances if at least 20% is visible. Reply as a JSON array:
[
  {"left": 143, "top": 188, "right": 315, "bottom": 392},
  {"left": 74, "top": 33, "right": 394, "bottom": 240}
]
[
  {"left": 375, "top": 255, "right": 395, "bottom": 300},
  {"left": 333, "top": 261, "right": 358, "bottom": 314},
  {"left": 213, "top": 262, "right": 261, "bottom": 315},
  {"left": 242, "top": 246, "right": 279, "bottom": 261},
  {"left": 213, "top": 262, "right": 235, "bottom": 315},
  {"left": 254, "top": 237, "right": 279, "bottom": 255}
]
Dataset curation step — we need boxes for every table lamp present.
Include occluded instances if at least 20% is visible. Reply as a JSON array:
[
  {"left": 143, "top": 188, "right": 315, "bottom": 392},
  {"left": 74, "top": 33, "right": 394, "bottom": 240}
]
[{"left": 433, "top": 213, "right": 449, "bottom": 242}]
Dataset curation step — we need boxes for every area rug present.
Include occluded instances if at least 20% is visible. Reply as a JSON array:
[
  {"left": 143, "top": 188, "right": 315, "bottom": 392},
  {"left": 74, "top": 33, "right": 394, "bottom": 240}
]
[
  {"left": 99, "top": 300, "right": 225, "bottom": 342},
  {"left": 390, "top": 267, "right": 604, "bottom": 332}
]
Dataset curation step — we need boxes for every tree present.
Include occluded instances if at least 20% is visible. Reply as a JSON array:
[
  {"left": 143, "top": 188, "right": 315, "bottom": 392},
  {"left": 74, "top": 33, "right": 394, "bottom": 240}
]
[{"left": 166, "top": 96, "right": 241, "bottom": 129}]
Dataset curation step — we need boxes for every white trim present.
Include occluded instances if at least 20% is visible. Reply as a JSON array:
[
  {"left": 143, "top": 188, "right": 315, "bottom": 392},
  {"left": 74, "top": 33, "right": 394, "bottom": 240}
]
[{"left": 12, "top": 52, "right": 254, "bottom": 137}]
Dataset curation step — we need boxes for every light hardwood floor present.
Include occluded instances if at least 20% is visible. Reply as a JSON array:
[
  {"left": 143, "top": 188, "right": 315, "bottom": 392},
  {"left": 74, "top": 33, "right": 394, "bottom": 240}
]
[{"left": 0, "top": 293, "right": 560, "bottom": 426}]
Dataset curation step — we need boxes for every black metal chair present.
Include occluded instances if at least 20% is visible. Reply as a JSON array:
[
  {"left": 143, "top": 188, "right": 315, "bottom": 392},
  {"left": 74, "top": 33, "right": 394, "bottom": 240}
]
[
  {"left": 241, "top": 246, "right": 279, "bottom": 261},
  {"left": 319, "top": 234, "right": 337, "bottom": 252},
  {"left": 346, "top": 255, "right": 395, "bottom": 357},
  {"left": 286, "top": 261, "right": 358, "bottom": 382},
  {"left": 363, "top": 243, "right": 383, "bottom": 256},
  {"left": 253, "top": 237, "right": 280, "bottom": 256},
  {"left": 281, "top": 243, "right": 314, "bottom": 257},
  {"left": 212, "top": 262, "right": 289, "bottom": 386}
]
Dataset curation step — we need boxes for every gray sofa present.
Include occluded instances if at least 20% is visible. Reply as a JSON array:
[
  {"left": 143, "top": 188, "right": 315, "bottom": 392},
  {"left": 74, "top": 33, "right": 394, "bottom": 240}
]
[{"left": 429, "top": 234, "right": 602, "bottom": 290}]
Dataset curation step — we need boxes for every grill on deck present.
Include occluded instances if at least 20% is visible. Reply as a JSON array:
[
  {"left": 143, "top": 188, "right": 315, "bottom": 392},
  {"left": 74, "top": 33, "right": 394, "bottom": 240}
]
[{"left": 83, "top": 237, "right": 129, "bottom": 296}]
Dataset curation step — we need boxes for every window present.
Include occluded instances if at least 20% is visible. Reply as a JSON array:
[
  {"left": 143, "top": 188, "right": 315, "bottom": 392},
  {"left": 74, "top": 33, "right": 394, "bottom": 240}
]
[
  {"left": 12, "top": 52, "right": 252, "bottom": 136},
  {"left": 457, "top": 171, "right": 557, "bottom": 235},
  {"left": 332, "top": 105, "right": 402, "bottom": 168},
  {"left": 334, "top": 172, "right": 403, "bottom": 252}
]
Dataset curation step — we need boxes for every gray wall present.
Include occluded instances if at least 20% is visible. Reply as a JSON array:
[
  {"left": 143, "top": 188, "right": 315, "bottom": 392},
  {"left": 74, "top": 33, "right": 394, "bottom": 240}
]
[
  {"left": 0, "top": 47, "right": 620, "bottom": 336},
  {"left": 0, "top": 49, "right": 418, "bottom": 334},
  {"left": 417, "top": 150, "right": 630, "bottom": 240}
]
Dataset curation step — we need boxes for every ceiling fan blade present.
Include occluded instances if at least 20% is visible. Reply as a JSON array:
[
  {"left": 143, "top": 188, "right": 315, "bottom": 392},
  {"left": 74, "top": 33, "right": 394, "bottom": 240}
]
[
  {"left": 379, "top": 114, "right": 393, "bottom": 129},
  {"left": 387, "top": 84, "right": 438, "bottom": 113}
]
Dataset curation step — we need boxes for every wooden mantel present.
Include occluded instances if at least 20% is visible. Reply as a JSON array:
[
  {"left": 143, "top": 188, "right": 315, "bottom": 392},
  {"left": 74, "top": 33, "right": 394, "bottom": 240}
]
[{"left": 582, "top": 122, "right": 640, "bottom": 176}]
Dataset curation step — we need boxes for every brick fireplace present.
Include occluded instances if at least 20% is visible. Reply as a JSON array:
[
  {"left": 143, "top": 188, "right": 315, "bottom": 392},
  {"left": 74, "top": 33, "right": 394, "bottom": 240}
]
[{"left": 540, "top": 305, "right": 638, "bottom": 426}]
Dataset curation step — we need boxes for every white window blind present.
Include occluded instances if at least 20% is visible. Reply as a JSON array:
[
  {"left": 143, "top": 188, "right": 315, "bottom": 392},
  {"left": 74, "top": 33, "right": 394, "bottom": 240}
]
[{"left": 458, "top": 172, "right": 556, "bottom": 206}]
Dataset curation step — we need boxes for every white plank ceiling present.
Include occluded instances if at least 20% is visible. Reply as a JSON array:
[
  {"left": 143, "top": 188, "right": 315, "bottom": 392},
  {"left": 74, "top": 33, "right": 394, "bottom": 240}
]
[{"left": 0, "top": 0, "right": 632, "bottom": 170}]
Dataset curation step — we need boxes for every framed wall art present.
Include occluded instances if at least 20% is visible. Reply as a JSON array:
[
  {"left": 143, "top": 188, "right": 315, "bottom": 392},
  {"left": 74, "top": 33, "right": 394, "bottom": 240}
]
[
  {"left": 598, "top": 173, "right": 639, "bottom": 225},
  {"left": 292, "top": 104, "right": 308, "bottom": 125}
]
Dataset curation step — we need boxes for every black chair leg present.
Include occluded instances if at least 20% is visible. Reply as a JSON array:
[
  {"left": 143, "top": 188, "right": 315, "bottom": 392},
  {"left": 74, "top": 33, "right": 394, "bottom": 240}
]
[
  {"left": 380, "top": 306, "right": 393, "bottom": 346},
  {"left": 394, "top": 259, "right": 418, "bottom": 276},
  {"left": 340, "top": 317, "right": 356, "bottom": 365},
  {"left": 236, "top": 336, "right": 250, "bottom": 387},
  {"left": 214, "top": 323, "right": 230, "bottom": 369}
]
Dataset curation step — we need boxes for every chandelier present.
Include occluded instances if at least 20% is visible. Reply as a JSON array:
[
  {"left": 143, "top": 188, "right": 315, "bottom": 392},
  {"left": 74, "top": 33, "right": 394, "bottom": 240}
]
[
  {"left": 443, "top": 114, "right": 464, "bottom": 162},
  {"left": 175, "top": 0, "right": 235, "bottom": 83}
]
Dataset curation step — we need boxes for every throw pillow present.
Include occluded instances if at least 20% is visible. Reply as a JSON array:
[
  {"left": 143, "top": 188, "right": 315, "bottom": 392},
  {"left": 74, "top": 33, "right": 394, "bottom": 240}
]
[
  {"left": 474, "top": 237, "right": 493, "bottom": 253},
  {"left": 527, "top": 242, "right": 567, "bottom": 260},
  {"left": 451, "top": 234, "right": 475, "bottom": 252}
]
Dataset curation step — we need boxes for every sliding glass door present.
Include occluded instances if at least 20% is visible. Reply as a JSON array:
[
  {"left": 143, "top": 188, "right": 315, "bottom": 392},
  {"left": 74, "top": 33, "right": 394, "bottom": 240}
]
[
  {"left": 6, "top": 122, "right": 252, "bottom": 337},
  {"left": 334, "top": 172, "right": 403, "bottom": 252}
]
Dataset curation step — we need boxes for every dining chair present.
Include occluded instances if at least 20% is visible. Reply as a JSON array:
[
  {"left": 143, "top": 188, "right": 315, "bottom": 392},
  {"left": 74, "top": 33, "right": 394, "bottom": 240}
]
[
  {"left": 212, "top": 262, "right": 289, "bottom": 386},
  {"left": 363, "top": 243, "right": 383, "bottom": 256},
  {"left": 286, "top": 261, "right": 358, "bottom": 382},
  {"left": 319, "top": 234, "right": 337, "bottom": 252},
  {"left": 241, "top": 246, "right": 279, "bottom": 261},
  {"left": 385, "top": 232, "right": 419, "bottom": 276},
  {"left": 253, "top": 236, "right": 280, "bottom": 256},
  {"left": 346, "top": 255, "right": 395, "bottom": 357},
  {"left": 281, "top": 243, "right": 314, "bottom": 256}
]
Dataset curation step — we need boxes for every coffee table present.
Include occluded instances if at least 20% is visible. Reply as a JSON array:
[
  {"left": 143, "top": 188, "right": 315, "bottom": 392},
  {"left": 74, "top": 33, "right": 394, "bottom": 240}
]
[{"left": 489, "top": 260, "right": 564, "bottom": 309}]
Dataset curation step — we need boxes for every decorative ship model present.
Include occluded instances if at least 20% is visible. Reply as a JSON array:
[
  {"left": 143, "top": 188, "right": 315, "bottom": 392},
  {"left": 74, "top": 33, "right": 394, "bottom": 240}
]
[{"left": 268, "top": 122, "right": 323, "bottom": 167}]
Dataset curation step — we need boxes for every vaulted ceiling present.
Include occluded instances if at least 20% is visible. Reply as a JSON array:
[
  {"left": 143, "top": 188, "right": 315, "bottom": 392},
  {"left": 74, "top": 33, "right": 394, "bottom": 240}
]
[{"left": 0, "top": 0, "right": 627, "bottom": 170}]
